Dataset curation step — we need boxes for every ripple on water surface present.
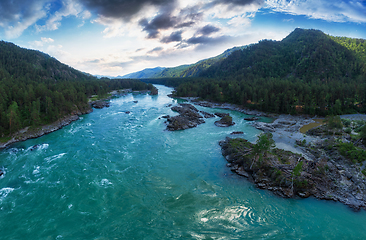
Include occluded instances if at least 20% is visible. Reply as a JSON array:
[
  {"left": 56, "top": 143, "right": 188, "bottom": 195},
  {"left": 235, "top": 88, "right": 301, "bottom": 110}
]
[{"left": 1, "top": 85, "right": 366, "bottom": 239}]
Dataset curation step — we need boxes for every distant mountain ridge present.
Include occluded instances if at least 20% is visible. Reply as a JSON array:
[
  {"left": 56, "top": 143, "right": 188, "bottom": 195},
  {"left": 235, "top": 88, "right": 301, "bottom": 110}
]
[
  {"left": 121, "top": 46, "right": 246, "bottom": 79},
  {"left": 125, "top": 28, "right": 366, "bottom": 81},
  {"left": 168, "top": 28, "right": 366, "bottom": 116},
  {"left": 121, "top": 67, "right": 166, "bottom": 79}
]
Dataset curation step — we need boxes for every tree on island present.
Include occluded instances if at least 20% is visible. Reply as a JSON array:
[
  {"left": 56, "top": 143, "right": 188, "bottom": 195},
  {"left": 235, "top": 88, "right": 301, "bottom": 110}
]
[{"left": 250, "top": 133, "right": 275, "bottom": 169}]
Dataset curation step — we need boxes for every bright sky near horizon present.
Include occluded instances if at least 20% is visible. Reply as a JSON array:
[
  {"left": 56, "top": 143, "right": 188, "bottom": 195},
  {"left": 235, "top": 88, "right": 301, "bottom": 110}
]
[{"left": 0, "top": 0, "right": 365, "bottom": 77}]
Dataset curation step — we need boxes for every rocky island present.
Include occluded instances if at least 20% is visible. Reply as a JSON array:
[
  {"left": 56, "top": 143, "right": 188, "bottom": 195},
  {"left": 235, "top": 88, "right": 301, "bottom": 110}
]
[
  {"left": 220, "top": 115, "right": 366, "bottom": 211},
  {"left": 165, "top": 103, "right": 234, "bottom": 131},
  {"left": 165, "top": 104, "right": 205, "bottom": 131}
]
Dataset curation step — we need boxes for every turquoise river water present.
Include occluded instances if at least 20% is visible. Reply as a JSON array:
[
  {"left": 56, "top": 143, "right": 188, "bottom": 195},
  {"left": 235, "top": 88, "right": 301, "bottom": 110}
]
[{"left": 1, "top": 85, "right": 366, "bottom": 239}]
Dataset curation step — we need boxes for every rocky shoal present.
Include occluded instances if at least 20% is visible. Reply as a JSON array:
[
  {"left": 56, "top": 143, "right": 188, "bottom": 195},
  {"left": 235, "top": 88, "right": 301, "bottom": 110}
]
[
  {"left": 165, "top": 103, "right": 235, "bottom": 131},
  {"left": 220, "top": 137, "right": 366, "bottom": 211}
]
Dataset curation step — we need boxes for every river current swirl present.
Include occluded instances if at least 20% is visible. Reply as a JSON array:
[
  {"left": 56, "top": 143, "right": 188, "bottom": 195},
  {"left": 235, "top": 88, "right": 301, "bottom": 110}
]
[{"left": 1, "top": 85, "right": 366, "bottom": 239}]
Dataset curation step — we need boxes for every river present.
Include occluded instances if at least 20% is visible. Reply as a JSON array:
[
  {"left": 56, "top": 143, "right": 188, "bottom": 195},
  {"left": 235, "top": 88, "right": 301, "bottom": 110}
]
[{"left": 1, "top": 85, "right": 366, "bottom": 239}]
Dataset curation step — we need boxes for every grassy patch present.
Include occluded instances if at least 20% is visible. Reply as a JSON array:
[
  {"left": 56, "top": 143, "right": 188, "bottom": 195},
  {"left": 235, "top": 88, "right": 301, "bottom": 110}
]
[
  {"left": 337, "top": 142, "right": 366, "bottom": 163},
  {"left": 0, "top": 136, "right": 11, "bottom": 143}
]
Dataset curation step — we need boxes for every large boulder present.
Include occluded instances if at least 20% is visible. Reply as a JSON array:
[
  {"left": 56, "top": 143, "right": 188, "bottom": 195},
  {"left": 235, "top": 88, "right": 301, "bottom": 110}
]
[
  {"left": 91, "top": 100, "right": 110, "bottom": 109},
  {"left": 166, "top": 104, "right": 205, "bottom": 131},
  {"left": 215, "top": 115, "right": 235, "bottom": 127}
]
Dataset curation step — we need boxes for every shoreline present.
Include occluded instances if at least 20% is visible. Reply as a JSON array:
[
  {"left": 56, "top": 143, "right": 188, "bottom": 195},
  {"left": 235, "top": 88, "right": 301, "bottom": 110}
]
[
  {"left": 173, "top": 97, "right": 323, "bottom": 157},
  {"left": 173, "top": 97, "right": 366, "bottom": 211},
  {"left": 0, "top": 108, "right": 92, "bottom": 149},
  {"left": 0, "top": 89, "right": 156, "bottom": 150}
]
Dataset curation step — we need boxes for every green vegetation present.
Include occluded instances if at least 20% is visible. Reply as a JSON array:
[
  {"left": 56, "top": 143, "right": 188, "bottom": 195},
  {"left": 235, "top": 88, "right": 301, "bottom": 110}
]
[
  {"left": 152, "top": 46, "right": 246, "bottom": 78},
  {"left": 148, "top": 29, "right": 366, "bottom": 116},
  {"left": 337, "top": 142, "right": 366, "bottom": 163},
  {"left": 360, "top": 125, "right": 366, "bottom": 140},
  {"left": 0, "top": 41, "right": 155, "bottom": 137}
]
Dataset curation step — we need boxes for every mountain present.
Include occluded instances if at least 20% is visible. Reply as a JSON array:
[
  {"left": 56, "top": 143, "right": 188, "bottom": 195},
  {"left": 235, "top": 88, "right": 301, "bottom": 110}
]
[
  {"left": 121, "top": 67, "right": 165, "bottom": 79},
  {"left": 199, "top": 28, "right": 365, "bottom": 80},
  {"left": 154, "top": 46, "right": 247, "bottom": 78},
  {"left": 170, "top": 28, "right": 366, "bottom": 116},
  {"left": 0, "top": 41, "right": 153, "bottom": 137},
  {"left": 122, "top": 46, "right": 246, "bottom": 79}
]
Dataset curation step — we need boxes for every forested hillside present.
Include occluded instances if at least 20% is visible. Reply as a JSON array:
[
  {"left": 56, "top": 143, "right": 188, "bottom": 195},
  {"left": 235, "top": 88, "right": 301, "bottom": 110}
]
[
  {"left": 165, "top": 29, "right": 366, "bottom": 116},
  {"left": 0, "top": 41, "right": 154, "bottom": 137}
]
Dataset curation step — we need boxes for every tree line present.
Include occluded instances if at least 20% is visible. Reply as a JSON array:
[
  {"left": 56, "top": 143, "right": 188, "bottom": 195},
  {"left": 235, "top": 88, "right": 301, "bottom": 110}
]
[
  {"left": 146, "top": 29, "right": 366, "bottom": 116},
  {"left": 0, "top": 41, "right": 154, "bottom": 137}
]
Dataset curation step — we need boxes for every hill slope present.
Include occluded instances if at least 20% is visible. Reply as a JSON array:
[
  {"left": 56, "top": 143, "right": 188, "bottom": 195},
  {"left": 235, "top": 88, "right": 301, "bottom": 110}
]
[
  {"left": 199, "top": 28, "right": 364, "bottom": 80},
  {"left": 121, "top": 67, "right": 165, "bottom": 79},
  {"left": 171, "top": 29, "right": 366, "bottom": 116},
  {"left": 0, "top": 41, "right": 153, "bottom": 138},
  {"left": 122, "top": 46, "right": 245, "bottom": 79}
]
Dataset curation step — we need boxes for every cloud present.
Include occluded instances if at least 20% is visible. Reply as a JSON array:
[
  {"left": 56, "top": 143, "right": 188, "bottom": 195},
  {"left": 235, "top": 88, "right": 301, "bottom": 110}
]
[
  {"left": 161, "top": 31, "right": 183, "bottom": 43},
  {"left": 139, "top": 4, "right": 203, "bottom": 39},
  {"left": 147, "top": 47, "right": 164, "bottom": 53},
  {"left": 186, "top": 35, "right": 230, "bottom": 45},
  {"left": 282, "top": 18, "right": 294, "bottom": 22},
  {"left": 212, "top": 0, "right": 265, "bottom": 6},
  {"left": 265, "top": 0, "right": 366, "bottom": 23},
  {"left": 37, "top": 0, "right": 84, "bottom": 32},
  {"left": 197, "top": 25, "right": 220, "bottom": 35},
  {"left": 29, "top": 37, "right": 54, "bottom": 48},
  {"left": 139, "top": 13, "right": 179, "bottom": 38},
  {"left": 79, "top": 0, "right": 175, "bottom": 21},
  {"left": 0, "top": 0, "right": 48, "bottom": 38}
]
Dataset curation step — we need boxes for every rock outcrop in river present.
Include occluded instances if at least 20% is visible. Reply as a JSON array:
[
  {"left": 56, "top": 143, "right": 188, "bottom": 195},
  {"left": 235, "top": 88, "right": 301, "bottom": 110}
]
[
  {"left": 220, "top": 137, "right": 366, "bottom": 211},
  {"left": 91, "top": 100, "right": 110, "bottom": 109},
  {"left": 214, "top": 114, "right": 235, "bottom": 127},
  {"left": 166, "top": 104, "right": 205, "bottom": 131}
]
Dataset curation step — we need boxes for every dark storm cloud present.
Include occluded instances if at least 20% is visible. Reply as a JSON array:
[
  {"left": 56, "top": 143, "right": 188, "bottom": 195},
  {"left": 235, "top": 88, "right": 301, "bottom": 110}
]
[
  {"left": 179, "top": 6, "right": 204, "bottom": 22},
  {"left": 0, "top": 0, "right": 45, "bottom": 23},
  {"left": 197, "top": 25, "right": 220, "bottom": 36},
  {"left": 139, "top": 13, "right": 179, "bottom": 38},
  {"left": 139, "top": 4, "right": 203, "bottom": 39},
  {"left": 211, "top": 0, "right": 264, "bottom": 6},
  {"left": 79, "top": 0, "right": 176, "bottom": 20},
  {"left": 175, "top": 21, "right": 195, "bottom": 28},
  {"left": 161, "top": 31, "right": 183, "bottom": 43},
  {"left": 186, "top": 35, "right": 229, "bottom": 45}
]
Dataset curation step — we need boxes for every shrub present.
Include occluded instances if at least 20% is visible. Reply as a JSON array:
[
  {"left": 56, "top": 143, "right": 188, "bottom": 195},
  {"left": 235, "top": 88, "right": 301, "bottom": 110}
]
[
  {"left": 345, "top": 127, "right": 352, "bottom": 134},
  {"left": 342, "top": 119, "right": 351, "bottom": 127}
]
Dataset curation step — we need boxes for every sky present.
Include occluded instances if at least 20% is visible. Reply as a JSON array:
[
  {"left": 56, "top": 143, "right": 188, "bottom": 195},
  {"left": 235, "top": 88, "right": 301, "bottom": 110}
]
[{"left": 0, "top": 0, "right": 366, "bottom": 77}]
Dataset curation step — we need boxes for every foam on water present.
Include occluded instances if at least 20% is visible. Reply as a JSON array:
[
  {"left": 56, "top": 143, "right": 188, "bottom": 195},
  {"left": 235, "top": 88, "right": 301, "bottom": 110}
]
[
  {"left": 0, "top": 187, "right": 14, "bottom": 200},
  {"left": 1, "top": 85, "right": 366, "bottom": 239},
  {"left": 44, "top": 153, "right": 66, "bottom": 163}
]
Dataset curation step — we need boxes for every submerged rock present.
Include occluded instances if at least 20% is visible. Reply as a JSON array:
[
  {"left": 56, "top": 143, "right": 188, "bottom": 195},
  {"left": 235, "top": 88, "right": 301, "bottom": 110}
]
[
  {"left": 244, "top": 117, "right": 259, "bottom": 121},
  {"left": 214, "top": 112, "right": 229, "bottom": 118},
  {"left": 200, "top": 111, "right": 215, "bottom": 118},
  {"left": 231, "top": 131, "right": 244, "bottom": 135}
]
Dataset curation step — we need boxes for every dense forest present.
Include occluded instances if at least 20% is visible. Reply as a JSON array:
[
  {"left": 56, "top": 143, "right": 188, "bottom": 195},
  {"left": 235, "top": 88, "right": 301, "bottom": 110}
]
[
  {"left": 0, "top": 41, "right": 154, "bottom": 137},
  {"left": 144, "top": 29, "right": 366, "bottom": 116}
]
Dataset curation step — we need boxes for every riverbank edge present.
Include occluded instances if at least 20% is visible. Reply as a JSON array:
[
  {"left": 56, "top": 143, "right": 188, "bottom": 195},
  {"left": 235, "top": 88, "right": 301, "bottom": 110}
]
[
  {"left": 0, "top": 89, "right": 155, "bottom": 149},
  {"left": 172, "top": 96, "right": 366, "bottom": 211},
  {"left": 0, "top": 107, "right": 93, "bottom": 149}
]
